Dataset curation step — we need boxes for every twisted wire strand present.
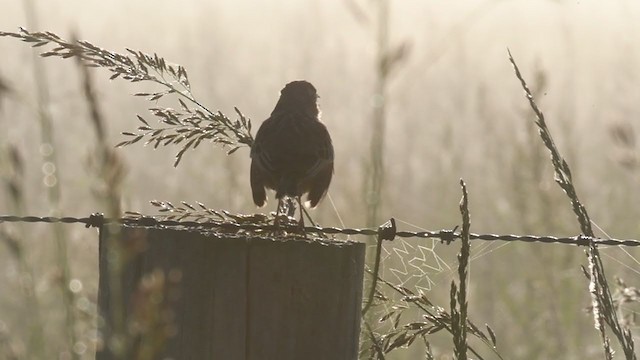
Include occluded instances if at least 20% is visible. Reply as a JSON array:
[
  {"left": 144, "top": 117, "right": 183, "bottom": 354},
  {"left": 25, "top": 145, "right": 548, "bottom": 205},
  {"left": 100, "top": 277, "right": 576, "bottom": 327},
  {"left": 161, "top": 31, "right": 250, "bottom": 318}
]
[{"left": 0, "top": 214, "right": 638, "bottom": 247}]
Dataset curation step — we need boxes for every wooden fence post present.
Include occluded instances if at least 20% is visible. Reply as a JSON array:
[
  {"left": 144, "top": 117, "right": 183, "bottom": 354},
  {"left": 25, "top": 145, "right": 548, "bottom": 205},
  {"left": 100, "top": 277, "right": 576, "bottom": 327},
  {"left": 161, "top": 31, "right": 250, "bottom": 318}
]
[{"left": 96, "top": 224, "right": 365, "bottom": 360}]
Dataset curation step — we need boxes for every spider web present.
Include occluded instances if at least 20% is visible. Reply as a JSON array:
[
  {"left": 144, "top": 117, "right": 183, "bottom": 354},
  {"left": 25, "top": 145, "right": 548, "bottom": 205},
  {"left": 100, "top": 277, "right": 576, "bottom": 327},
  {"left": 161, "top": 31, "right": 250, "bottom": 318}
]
[
  {"left": 378, "top": 236, "right": 450, "bottom": 294},
  {"left": 361, "top": 233, "right": 451, "bottom": 356}
]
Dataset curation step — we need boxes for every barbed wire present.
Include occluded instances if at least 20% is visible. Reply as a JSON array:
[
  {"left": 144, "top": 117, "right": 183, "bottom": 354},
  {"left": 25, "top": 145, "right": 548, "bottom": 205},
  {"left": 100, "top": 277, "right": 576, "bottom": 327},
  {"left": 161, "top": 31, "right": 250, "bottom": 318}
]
[{"left": 0, "top": 213, "right": 639, "bottom": 247}]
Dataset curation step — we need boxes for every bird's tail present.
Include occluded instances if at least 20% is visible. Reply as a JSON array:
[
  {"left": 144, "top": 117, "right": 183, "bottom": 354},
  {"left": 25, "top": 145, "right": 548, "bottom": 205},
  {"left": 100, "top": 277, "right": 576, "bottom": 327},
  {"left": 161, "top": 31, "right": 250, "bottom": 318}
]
[{"left": 275, "top": 177, "right": 298, "bottom": 200}]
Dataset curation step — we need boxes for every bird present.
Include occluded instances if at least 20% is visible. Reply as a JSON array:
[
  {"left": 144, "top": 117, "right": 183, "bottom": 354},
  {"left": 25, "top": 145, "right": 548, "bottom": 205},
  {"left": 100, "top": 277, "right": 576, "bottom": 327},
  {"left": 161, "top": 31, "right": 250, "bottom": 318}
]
[{"left": 250, "top": 80, "right": 334, "bottom": 230}]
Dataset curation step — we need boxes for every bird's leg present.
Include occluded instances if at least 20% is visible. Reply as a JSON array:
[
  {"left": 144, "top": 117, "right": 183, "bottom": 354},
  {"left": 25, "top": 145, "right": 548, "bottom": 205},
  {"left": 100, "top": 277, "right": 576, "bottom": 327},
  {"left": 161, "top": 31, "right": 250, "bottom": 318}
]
[
  {"left": 284, "top": 197, "right": 296, "bottom": 218},
  {"left": 274, "top": 197, "right": 283, "bottom": 230},
  {"left": 295, "top": 196, "right": 307, "bottom": 237},
  {"left": 301, "top": 207, "right": 318, "bottom": 227}
]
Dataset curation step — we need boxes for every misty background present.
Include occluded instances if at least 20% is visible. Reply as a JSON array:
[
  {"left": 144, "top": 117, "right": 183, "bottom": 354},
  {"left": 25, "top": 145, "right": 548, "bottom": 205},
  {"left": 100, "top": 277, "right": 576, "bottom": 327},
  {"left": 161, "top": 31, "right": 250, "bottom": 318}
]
[{"left": 1, "top": 0, "right": 639, "bottom": 359}]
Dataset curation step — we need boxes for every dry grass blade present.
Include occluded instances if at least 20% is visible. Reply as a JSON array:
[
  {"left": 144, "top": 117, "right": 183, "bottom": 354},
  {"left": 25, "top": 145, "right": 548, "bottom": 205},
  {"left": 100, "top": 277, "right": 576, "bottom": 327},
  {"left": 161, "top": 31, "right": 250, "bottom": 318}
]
[
  {"left": 366, "top": 270, "right": 502, "bottom": 359},
  {"left": 361, "top": 229, "right": 386, "bottom": 317},
  {"left": 0, "top": 28, "right": 254, "bottom": 166},
  {"left": 123, "top": 201, "right": 273, "bottom": 234},
  {"left": 73, "top": 31, "right": 125, "bottom": 217},
  {"left": 507, "top": 49, "right": 591, "bottom": 235},
  {"left": 508, "top": 49, "right": 635, "bottom": 360},
  {"left": 452, "top": 179, "right": 471, "bottom": 360}
]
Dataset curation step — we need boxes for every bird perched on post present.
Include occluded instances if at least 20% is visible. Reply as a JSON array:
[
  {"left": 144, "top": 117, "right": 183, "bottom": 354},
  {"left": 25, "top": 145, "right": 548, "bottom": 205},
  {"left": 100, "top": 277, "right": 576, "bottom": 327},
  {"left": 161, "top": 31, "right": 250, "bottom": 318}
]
[{"left": 250, "top": 80, "right": 334, "bottom": 230}]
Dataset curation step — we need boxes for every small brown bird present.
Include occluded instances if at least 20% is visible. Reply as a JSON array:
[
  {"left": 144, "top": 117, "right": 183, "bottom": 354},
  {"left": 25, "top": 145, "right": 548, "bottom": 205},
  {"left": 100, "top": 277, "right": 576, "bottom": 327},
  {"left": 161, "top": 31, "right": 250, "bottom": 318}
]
[{"left": 250, "top": 80, "right": 334, "bottom": 228}]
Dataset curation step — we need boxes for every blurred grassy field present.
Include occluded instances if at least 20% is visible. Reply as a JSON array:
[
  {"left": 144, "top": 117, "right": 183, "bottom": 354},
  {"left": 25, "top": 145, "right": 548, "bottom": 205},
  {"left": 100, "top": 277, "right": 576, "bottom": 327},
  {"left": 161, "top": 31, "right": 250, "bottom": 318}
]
[{"left": 1, "top": 0, "right": 639, "bottom": 359}]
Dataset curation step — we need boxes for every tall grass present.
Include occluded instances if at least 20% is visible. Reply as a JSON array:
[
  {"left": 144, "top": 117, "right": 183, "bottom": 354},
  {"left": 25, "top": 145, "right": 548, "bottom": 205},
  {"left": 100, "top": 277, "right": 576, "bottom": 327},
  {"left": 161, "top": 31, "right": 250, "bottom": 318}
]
[
  {"left": 21, "top": 0, "right": 78, "bottom": 357},
  {"left": 0, "top": 145, "right": 46, "bottom": 359},
  {"left": 361, "top": 0, "right": 391, "bottom": 357},
  {"left": 352, "top": 1, "right": 413, "bottom": 356},
  {"left": 365, "top": 0, "right": 388, "bottom": 231},
  {"left": 509, "top": 49, "right": 636, "bottom": 359}
]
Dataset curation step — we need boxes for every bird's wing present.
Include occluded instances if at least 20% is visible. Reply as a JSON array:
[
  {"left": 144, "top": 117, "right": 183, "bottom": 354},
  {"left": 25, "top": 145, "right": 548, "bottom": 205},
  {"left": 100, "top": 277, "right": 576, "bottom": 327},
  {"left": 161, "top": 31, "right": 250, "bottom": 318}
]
[
  {"left": 250, "top": 116, "right": 279, "bottom": 174},
  {"left": 305, "top": 121, "right": 334, "bottom": 178}
]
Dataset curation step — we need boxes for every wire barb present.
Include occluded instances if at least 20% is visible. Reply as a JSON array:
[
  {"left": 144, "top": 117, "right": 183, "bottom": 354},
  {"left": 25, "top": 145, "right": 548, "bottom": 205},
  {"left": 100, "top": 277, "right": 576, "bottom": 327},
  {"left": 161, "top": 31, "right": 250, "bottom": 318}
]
[{"left": 377, "top": 217, "right": 397, "bottom": 241}]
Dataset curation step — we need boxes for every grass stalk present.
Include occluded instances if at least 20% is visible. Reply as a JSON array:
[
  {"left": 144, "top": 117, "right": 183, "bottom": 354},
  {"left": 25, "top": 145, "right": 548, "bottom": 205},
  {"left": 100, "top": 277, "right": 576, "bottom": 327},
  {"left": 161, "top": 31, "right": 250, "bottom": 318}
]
[
  {"left": 0, "top": 28, "right": 253, "bottom": 166},
  {"left": 360, "top": 1, "right": 390, "bottom": 357},
  {"left": 509, "top": 49, "right": 635, "bottom": 360},
  {"left": 21, "top": 1, "right": 78, "bottom": 358},
  {"left": 0, "top": 146, "right": 46, "bottom": 359},
  {"left": 368, "top": 270, "right": 500, "bottom": 360},
  {"left": 365, "top": 0, "right": 389, "bottom": 230},
  {"left": 452, "top": 179, "right": 471, "bottom": 359}
]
